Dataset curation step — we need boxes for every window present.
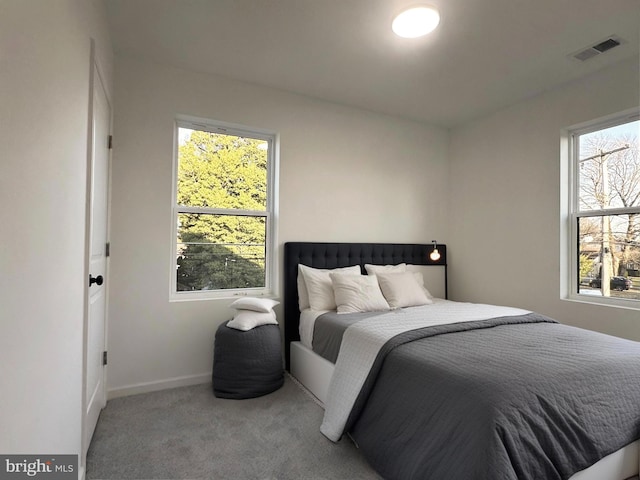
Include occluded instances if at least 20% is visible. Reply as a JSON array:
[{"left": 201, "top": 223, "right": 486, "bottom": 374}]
[
  {"left": 172, "top": 117, "right": 278, "bottom": 299},
  {"left": 569, "top": 111, "right": 640, "bottom": 306}
]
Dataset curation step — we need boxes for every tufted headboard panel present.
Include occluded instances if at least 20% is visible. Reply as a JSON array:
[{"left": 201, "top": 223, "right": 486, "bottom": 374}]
[{"left": 283, "top": 242, "right": 447, "bottom": 370}]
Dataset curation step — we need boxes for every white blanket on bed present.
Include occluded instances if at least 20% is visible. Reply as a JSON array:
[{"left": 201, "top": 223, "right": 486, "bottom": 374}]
[{"left": 320, "top": 299, "right": 530, "bottom": 441}]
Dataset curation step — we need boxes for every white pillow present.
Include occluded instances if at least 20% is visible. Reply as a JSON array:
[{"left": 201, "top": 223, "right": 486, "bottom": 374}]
[
  {"left": 226, "top": 310, "right": 278, "bottom": 331},
  {"left": 330, "top": 273, "right": 390, "bottom": 314},
  {"left": 364, "top": 263, "right": 407, "bottom": 275},
  {"left": 298, "top": 264, "right": 361, "bottom": 311},
  {"left": 376, "top": 272, "right": 433, "bottom": 308},
  {"left": 411, "top": 271, "right": 434, "bottom": 299},
  {"left": 229, "top": 297, "right": 279, "bottom": 313}
]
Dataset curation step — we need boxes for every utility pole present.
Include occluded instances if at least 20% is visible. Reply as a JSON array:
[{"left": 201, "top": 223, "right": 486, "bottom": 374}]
[
  {"left": 579, "top": 144, "right": 629, "bottom": 296},
  {"left": 601, "top": 151, "right": 612, "bottom": 297}
]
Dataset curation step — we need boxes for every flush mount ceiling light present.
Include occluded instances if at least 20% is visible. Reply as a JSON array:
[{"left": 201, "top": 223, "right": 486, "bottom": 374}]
[{"left": 392, "top": 5, "right": 440, "bottom": 38}]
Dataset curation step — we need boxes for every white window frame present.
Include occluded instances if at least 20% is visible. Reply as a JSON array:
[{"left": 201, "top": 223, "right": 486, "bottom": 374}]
[
  {"left": 564, "top": 108, "right": 640, "bottom": 310},
  {"left": 170, "top": 115, "right": 279, "bottom": 301}
]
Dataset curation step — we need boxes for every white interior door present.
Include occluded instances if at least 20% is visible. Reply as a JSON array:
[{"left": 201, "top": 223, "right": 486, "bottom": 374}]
[{"left": 84, "top": 62, "right": 110, "bottom": 455}]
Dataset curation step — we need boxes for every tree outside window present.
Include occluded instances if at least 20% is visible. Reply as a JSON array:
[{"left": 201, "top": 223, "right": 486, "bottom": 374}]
[
  {"left": 575, "top": 117, "right": 640, "bottom": 301},
  {"left": 173, "top": 121, "right": 276, "bottom": 296}
]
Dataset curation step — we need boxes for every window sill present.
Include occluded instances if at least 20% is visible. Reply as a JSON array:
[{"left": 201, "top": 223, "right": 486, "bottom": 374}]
[
  {"left": 170, "top": 289, "right": 278, "bottom": 303},
  {"left": 562, "top": 293, "right": 640, "bottom": 312}
]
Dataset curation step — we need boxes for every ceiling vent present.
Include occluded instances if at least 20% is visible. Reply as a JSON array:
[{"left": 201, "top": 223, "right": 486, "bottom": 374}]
[{"left": 571, "top": 36, "right": 623, "bottom": 61}]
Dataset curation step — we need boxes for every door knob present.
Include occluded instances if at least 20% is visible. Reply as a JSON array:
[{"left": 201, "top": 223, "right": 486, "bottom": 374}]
[{"left": 89, "top": 274, "right": 104, "bottom": 286}]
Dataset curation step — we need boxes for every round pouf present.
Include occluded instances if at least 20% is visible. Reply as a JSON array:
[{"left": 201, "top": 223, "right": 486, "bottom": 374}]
[{"left": 212, "top": 321, "right": 284, "bottom": 399}]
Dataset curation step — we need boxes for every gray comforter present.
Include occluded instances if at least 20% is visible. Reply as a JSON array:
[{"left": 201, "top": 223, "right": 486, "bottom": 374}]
[{"left": 345, "top": 314, "right": 640, "bottom": 480}]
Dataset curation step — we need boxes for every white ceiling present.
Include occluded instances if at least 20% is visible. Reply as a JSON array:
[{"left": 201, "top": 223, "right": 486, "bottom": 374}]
[{"left": 105, "top": 0, "right": 640, "bottom": 128}]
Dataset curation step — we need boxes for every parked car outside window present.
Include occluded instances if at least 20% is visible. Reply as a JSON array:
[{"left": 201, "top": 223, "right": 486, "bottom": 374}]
[{"left": 588, "top": 276, "right": 632, "bottom": 291}]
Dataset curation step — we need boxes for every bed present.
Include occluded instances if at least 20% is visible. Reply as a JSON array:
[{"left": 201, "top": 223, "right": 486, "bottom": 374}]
[{"left": 284, "top": 241, "right": 640, "bottom": 480}]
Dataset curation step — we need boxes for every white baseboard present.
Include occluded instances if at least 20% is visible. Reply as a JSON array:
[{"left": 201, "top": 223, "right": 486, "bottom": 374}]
[{"left": 107, "top": 372, "right": 211, "bottom": 399}]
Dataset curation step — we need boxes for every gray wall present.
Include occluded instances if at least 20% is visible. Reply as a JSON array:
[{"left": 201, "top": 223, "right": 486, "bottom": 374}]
[
  {"left": 0, "top": 0, "right": 113, "bottom": 473},
  {"left": 107, "top": 56, "right": 449, "bottom": 396},
  {"left": 449, "top": 57, "right": 640, "bottom": 340}
]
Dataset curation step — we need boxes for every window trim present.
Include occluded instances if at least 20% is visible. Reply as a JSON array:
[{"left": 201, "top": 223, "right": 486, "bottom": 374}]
[
  {"left": 564, "top": 107, "right": 640, "bottom": 310},
  {"left": 170, "top": 115, "right": 279, "bottom": 301}
]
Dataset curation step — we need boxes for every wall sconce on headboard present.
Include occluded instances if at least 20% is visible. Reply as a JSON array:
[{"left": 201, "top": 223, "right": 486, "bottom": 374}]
[
  {"left": 428, "top": 240, "right": 447, "bottom": 299},
  {"left": 429, "top": 240, "right": 441, "bottom": 261}
]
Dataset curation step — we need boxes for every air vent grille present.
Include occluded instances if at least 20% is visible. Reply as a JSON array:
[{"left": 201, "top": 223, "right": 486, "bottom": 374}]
[
  {"left": 593, "top": 38, "right": 620, "bottom": 53},
  {"left": 571, "top": 36, "right": 623, "bottom": 61},
  {"left": 573, "top": 49, "right": 600, "bottom": 62}
]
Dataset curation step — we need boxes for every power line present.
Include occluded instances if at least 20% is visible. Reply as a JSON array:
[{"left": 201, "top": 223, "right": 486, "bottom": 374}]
[{"left": 579, "top": 144, "right": 630, "bottom": 163}]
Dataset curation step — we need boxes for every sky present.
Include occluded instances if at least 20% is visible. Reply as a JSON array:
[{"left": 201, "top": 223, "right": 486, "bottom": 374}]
[{"left": 582, "top": 119, "right": 639, "bottom": 144}]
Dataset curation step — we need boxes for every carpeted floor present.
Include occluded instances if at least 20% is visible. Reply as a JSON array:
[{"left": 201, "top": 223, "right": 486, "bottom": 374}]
[{"left": 86, "top": 375, "right": 380, "bottom": 479}]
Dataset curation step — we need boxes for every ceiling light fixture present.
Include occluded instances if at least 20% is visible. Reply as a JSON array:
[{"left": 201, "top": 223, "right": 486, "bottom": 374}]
[{"left": 392, "top": 5, "right": 440, "bottom": 38}]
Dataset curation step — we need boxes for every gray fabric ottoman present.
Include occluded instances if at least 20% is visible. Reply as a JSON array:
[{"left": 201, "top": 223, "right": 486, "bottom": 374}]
[{"left": 212, "top": 321, "right": 284, "bottom": 399}]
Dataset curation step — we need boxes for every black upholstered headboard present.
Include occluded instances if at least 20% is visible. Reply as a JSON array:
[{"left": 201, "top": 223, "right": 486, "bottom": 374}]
[{"left": 283, "top": 242, "right": 447, "bottom": 370}]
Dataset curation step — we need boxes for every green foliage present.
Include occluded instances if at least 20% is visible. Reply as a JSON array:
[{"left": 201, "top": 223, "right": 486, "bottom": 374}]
[
  {"left": 177, "top": 233, "right": 265, "bottom": 291},
  {"left": 176, "top": 129, "right": 268, "bottom": 291},
  {"left": 177, "top": 130, "right": 267, "bottom": 211},
  {"left": 579, "top": 254, "right": 594, "bottom": 279}
]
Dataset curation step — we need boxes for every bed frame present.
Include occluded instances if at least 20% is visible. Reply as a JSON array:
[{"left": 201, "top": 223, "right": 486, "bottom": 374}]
[
  {"left": 283, "top": 241, "right": 447, "bottom": 371},
  {"left": 282, "top": 241, "right": 639, "bottom": 480}
]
